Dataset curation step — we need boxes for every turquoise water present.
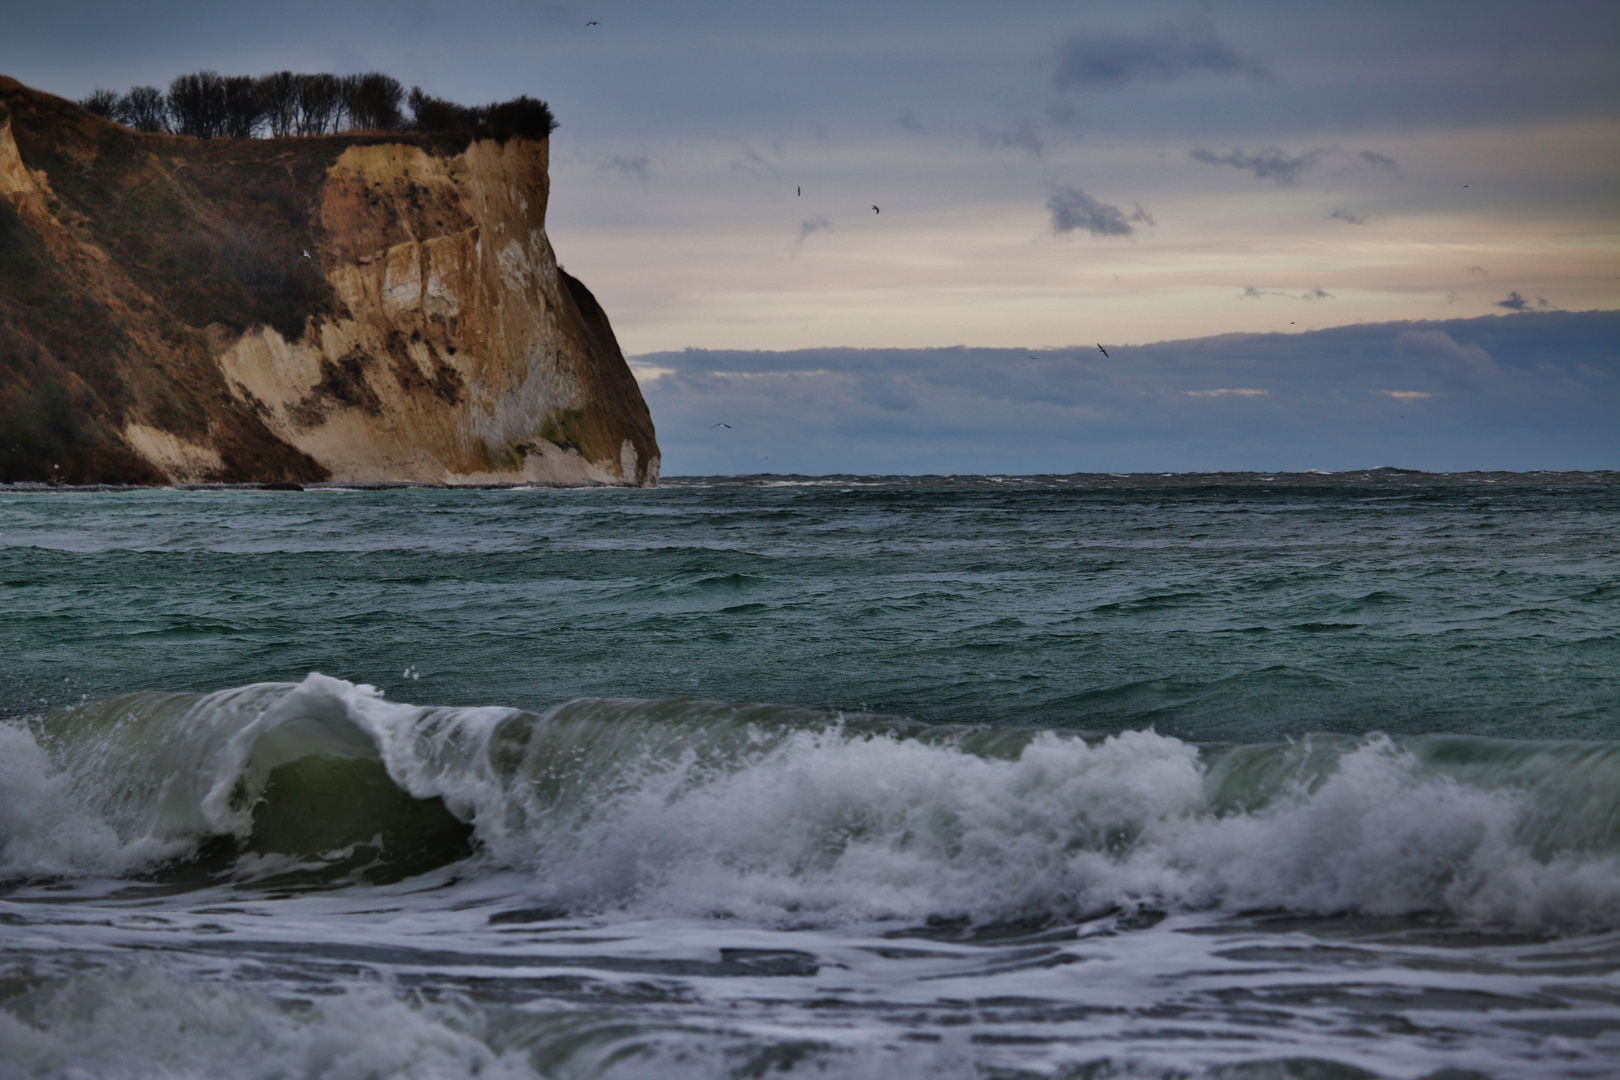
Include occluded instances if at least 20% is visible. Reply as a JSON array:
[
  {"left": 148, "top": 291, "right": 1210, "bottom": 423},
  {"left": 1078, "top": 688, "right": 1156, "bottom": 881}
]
[{"left": 3, "top": 472, "right": 1619, "bottom": 1078}]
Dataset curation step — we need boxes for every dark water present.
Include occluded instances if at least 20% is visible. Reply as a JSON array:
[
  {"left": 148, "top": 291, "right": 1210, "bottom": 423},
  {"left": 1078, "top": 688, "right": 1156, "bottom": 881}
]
[{"left": 3, "top": 472, "right": 1619, "bottom": 1078}]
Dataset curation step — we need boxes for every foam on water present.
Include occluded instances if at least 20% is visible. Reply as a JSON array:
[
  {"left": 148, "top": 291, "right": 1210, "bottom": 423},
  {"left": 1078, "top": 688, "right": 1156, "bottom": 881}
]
[
  {"left": 0, "top": 969, "right": 535, "bottom": 1080},
  {"left": 7, "top": 675, "right": 1620, "bottom": 934}
]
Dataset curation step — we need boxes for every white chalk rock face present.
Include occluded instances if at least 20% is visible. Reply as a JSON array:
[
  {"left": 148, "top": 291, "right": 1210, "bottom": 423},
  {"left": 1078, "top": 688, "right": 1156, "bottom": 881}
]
[{"left": 215, "top": 137, "right": 658, "bottom": 486}]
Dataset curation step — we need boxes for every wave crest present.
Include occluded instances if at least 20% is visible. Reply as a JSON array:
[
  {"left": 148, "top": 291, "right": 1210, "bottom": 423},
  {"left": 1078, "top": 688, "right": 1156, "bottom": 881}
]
[{"left": 5, "top": 675, "right": 1619, "bottom": 932}]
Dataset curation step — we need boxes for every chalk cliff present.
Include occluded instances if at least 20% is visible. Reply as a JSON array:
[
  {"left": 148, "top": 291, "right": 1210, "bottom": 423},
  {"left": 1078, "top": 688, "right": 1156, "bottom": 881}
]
[{"left": 0, "top": 76, "right": 658, "bottom": 485}]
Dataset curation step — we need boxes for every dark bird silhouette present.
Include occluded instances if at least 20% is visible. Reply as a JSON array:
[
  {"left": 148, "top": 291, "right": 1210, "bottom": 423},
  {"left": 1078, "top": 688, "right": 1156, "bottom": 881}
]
[
  {"left": 1096, "top": 344, "right": 1108, "bottom": 358},
  {"left": 711, "top": 423, "right": 731, "bottom": 429},
  {"left": 586, "top": 20, "right": 598, "bottom": 26},
  {"left": 797, "top": 186, "right": 801, "bottom": 196},
  {"left": 871, "top": 205, "right": 880, "bottom": 214}
]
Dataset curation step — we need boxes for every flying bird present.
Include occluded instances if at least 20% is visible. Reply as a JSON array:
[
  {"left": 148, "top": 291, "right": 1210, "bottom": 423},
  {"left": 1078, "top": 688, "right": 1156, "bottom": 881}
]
[
  {"left": 1096, "top": 344, "right": 1108, "bottom": 358},
  {"left": 586, "top": 20, "right": 598, "bottom": 26},
  {"left": 301, "top": 250, "right": 311, "bottom": 259},
  {"left": 797, "top": 186, "right": 801, "bottom": 196},
  {"left": 871, "top": 205, "right": 880, "bottom": 214},
  {"left": 711, "top": 423, "right": 731, "bottom": 429}
]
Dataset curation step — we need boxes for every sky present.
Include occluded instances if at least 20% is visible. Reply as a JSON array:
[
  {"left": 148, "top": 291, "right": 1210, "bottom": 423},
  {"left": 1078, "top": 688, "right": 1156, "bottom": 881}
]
[{"left": 6, "top": 0, "right": 1618, "bottom": 473}]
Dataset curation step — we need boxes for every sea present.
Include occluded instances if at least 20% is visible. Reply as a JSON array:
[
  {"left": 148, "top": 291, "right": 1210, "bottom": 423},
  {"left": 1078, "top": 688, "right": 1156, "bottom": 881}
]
[{"left": 2, "top": 470, "right": 1618, "bottom": 1080}]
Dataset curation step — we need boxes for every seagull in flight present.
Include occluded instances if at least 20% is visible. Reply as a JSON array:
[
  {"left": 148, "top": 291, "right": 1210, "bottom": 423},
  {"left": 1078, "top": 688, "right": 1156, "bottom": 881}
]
[
  {"left": 871, "top": 205, "right": 880, "bottom": 214},
  {"left": 586, "top": 20, "right": 598, "bottom": 26},
  {"left": 711, "top": 423, "right": 731, "bottom": 429},
  {"left": 1096, "top": 343, "right": 1108, "bottom": 358},
  {"left": 301, "top": 249, "right": 311, "bottom": 259}
]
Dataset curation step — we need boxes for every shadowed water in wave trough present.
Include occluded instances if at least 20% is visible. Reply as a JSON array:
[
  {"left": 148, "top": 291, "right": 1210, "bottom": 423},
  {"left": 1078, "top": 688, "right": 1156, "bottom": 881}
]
[{"left": 2, "top": 473, "right": 1618, "bottom": 1078}]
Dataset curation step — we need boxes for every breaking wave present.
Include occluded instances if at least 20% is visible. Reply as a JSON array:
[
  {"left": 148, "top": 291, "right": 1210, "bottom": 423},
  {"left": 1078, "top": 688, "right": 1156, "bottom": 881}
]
[{"left": 5, "top": 674, "right": 1620, "bottom": 931}]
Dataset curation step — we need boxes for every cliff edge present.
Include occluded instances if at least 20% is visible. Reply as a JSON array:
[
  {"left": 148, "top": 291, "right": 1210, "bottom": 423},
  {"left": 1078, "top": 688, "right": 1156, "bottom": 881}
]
[{"left": 0, "top": 76, "right": 658, "bottom": 486}]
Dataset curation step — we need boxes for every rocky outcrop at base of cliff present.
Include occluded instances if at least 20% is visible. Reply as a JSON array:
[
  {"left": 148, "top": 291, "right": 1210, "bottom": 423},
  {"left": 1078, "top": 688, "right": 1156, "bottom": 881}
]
[{"left": 0, "top": 76, "right": 658, "bottom": 486}]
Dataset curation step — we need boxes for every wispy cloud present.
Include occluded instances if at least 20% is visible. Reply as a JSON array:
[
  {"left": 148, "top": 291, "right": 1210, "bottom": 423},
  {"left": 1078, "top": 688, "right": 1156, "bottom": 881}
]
[
  {"left": 1243, "top": 286, "right": 1334, "bottom": 301},
  {"left": 1377, "top": 390, "right": 1433, "bottom": 399},
  {"left": 600, "top": 152, "right": 650, "bottom": 182},
  {"left": 1497, "top": 291, "right": 1554, "bottom": 311},
  {"left": 1053, "top": 17, "right": 1267, "bottom": 88},
  {"left": 1187, "top": 388, "right": 1268, "bottom": 397},
  {"left": 1193, "top": 147, "right": 1326, "bottom": 185},
  {"left": 1048, "top": 186, "right": 1149, "bottom": 237},
  {"left": 979, "top": 119, "right": 1043, "bottom": 157},
  {"left": 1192, "top": 146, "right": 1399, "bottom": 186},
  {"left": 795, "top": 216, "right": 833, "bottom": 248}
]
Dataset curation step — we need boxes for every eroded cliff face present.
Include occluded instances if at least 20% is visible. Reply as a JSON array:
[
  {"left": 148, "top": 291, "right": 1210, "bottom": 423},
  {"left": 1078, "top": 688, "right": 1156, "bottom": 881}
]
[{"left": 0, "top": 77, "right": 658, "bottom": 486}]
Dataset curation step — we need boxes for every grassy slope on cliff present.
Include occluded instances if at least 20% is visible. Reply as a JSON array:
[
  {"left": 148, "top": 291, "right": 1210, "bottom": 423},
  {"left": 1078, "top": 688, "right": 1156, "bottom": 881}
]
[{"left": 0, "top": 77, "right": 470, "bottom": 483}]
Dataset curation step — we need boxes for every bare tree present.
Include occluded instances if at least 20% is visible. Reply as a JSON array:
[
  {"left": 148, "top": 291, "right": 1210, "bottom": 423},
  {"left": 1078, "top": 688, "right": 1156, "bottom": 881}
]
[
  {"left": 345, "top": 72, "right": 405, "bottom": 131},
  {"left": 256, "top": 72, "right": 298, "bottom": 137},
  {"left": 79, "top": 88, "right": 121, "bottom": 118},
  {"left": 168, "top": 71, "right": 228, "bottom": 138},
  {"left": 79, "top": 70, "right": 549, "bottom": 142},
  {"left": 294, "top": 73, "right": 343, "bottom": 135},
  {"left": 222, "top": 75, "right": 265, "bottom": 138},
  {"left": 116, "top": 87, "right": 170, "bottom": 133}
]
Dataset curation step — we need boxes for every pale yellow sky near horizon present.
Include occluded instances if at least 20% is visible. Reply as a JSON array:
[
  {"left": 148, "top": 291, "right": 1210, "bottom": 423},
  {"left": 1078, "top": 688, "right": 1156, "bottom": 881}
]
[{"left": 549, "top": 118, "right": 1620, "bottom": 356}]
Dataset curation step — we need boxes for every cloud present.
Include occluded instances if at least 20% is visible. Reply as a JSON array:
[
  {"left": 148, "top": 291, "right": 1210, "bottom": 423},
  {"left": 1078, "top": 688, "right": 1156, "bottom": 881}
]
[
  {"left": 1192, "top": 146, "right": 1325, "bottom": 185},
  {"left": 631, "top": 312, "right": 1619, "bottom": 474},
  {"left": 794, "top": 216, "right": 833, "bottom": 248},
  {"left": 1329, "top": 209, "right": 1366, "bottom": 225},
  {"left": 1053, "top": 18, "right": 1266, "bottom": 88},
  {"left": 1495, "top": 291, "right": 1555, "bottom": 312},
  {"left": 1392, "top": 329, "right": 1498, "bottom": 389},
  {"left": 1048, "top": 186, "right": 1147, "bottom": 237},
  {"left": 1192, "top": 146, "right": 1399, "bottom": 186},
  {"left": 1242, "top": 286, "right": 1334, "bottom": 301},
  {"left": 979, "top": 120, "right": 1043, "bottom": 157},
  {"left": 600, "top": 152, "right": 650, "bottom": 182}
]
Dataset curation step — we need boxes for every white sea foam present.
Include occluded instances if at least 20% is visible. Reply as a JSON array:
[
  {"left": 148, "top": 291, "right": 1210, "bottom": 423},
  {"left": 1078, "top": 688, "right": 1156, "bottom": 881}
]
[
  {"left": 0, "top": 723, "right": 192, "bottom": 878},
  {"left": 0, "top": 969, "right": 534, "bottom": 1080},
  {"left": 487, "top": 723, "right": 1620, "bottom": 931},
  {"left": 7, "top": 675, "right": 1620, "bottom": 934}
]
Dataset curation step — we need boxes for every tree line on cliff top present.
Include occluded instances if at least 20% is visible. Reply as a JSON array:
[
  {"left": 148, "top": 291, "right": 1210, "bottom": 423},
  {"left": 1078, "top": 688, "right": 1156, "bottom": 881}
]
[{"left": 78, "top": 72, "right": 556, "bottom": 141}]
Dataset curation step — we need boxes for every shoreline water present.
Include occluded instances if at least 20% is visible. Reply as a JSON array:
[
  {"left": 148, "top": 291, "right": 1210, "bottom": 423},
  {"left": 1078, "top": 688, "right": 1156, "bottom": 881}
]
[
  {"left": 3, "top": 466, "right": 1618, "bottom": 494},
  {"left": 5, "top": 476, "right": 1617, "bottom": 1076}
]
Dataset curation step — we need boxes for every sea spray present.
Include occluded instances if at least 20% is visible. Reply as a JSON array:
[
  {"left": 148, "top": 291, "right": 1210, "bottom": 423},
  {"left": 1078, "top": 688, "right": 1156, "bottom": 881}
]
[{"left": 8, "top": 675, "right": 1620, "bottom": 932}]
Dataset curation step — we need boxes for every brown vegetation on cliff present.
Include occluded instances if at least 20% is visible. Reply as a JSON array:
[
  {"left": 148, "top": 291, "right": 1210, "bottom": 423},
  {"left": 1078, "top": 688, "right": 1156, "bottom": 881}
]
[{"left": 0, "top": 76, "right": 658, "bottom": 486}]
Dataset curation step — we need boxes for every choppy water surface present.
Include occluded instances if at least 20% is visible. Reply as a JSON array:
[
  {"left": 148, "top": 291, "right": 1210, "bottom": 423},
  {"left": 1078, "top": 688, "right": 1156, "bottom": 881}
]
[{"left": 3, "top": 472, "right": 1619, "bottom": 1079}]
